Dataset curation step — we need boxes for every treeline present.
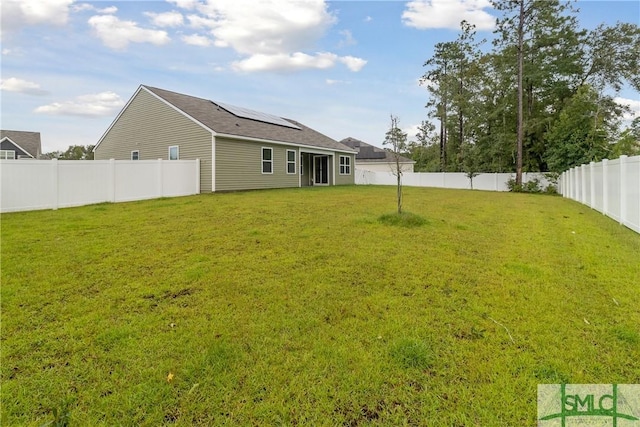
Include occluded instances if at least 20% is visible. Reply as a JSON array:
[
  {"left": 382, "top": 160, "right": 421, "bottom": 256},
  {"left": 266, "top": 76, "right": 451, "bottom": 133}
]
[
  {"left": 409, "top": 0, "right": 640, "bottom": 179},
  {"left": 43, "top": 145, "right": 95, "bottom": 160}
]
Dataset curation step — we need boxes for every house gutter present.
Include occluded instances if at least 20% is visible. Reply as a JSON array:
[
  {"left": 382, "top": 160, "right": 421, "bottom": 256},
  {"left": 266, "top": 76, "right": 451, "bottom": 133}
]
[{"left": 213, "top": 132, "right": 358, "bottom": 155}]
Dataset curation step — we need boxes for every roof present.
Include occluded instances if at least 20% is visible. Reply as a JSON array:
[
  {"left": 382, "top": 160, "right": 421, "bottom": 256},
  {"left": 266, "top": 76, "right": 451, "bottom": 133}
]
[
  {"left": 340, "top": 137, "right": 414, "bottom": 163},
  {"left": 0, "top": 130, "right": 42, "bottom": 158},
  {"left": 141, "top": 85, "right": 356, "bottom": 153}
]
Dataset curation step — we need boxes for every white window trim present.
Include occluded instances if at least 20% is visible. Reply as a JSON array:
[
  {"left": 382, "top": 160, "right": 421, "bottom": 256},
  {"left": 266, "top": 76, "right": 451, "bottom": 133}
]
[
  {"left": 169, "top": 145, "right": 179, "bottom": 160},
  {"left": 0, "top": 150, "right": 16, "bottom": 160},
  {"left": 261, "top": 147, "right": 273, "bottom": 174},
  {"left": 339, "top": 155, "right": 351, "bottom": 175},
  {"left": 286, "top": 149, "right": 296, "bottom": 174},
  {"left": 131, "top": 150, "right": 139, "bottom": 160}
]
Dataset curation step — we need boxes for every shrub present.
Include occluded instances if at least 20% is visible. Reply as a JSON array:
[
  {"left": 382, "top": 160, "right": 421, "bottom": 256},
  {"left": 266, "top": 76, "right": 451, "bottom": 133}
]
[{"left": 507, "top": 178, "right": 547, "bottom": 194}]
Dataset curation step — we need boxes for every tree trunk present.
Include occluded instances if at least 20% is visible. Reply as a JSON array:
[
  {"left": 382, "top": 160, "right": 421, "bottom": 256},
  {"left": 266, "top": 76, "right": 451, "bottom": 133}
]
[
  {"left": 397, "top": 172, "right": 402, "bottom": 214},
  {"left": 516, "top": 0, "right": 525, "bottom": 185}
]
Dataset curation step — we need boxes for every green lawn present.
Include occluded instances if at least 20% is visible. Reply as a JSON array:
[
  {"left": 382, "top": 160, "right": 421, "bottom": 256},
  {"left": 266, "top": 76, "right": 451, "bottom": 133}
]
[{"left": 2, "top": 186, "right": 639, "bottom": 426}]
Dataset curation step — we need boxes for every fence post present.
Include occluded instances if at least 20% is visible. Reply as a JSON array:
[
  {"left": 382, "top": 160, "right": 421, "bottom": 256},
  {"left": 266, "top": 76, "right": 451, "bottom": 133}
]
[
  {"left": 51, "top": 159, "right": 59, "bottom": 210},
  {"left": 602, "top": 159, "right": 608, "bottom": 216},
  {"left": 568, "top": 168, "right": 572, "bottom": 199},
  {"left": 108, "top": 159, "right": 116, "bottom": 203},
  {"left": 589, "top": 161, "right": 595, "bottom": 209},
  {"left": 158, "top": 158, "right": 164, "bottom": 197},
  {"left": 441, "top": 172, "right": 446, "bottom": 188},
  {"left": 195, "top": 159, "right": 200, "bottom": 194},
  {"left": 580, "top": 164, "right": 587, "bottom": 204},
  {"left": 620, "top": 155, "right": 627, "bottom": 226},
  {"left": 570, "top": 167, "right": 575, "bottom": 200}
]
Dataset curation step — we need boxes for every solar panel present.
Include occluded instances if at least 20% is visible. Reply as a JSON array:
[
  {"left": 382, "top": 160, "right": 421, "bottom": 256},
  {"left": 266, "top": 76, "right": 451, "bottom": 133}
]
[
  {"left": 357, "top": 146, "right": 387, "bottom": 159},
  {"left": 215, "top": 101, "right": 301, "bottom": 130}
]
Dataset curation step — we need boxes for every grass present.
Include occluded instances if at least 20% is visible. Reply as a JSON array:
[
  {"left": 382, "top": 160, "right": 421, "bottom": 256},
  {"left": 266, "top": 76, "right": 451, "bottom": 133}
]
[
  {"left": 378, "top": 211, "right": 427, "bottom": 228},
  {"left": 1, "top": 185, "right": 639, "bottom": 426}
]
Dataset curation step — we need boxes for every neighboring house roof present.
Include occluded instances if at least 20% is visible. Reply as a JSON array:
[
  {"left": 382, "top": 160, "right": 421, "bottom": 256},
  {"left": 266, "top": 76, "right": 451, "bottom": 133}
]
[
  {"left": 340, "top": 137, "right": 414, "bottom": 164},
  {"left": 0, "top": 130, "right": 42, "bottom": 158},
  {"left": 97, "top": 85, "right": 355, "bottom": 154}
]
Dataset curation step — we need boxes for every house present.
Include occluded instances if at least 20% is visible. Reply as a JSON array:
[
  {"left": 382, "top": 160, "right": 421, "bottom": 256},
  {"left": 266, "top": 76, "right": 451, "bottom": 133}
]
[
  {"left": 0, "top": 130, "right": 42, "bottom": 159},
  {"left": 94, "top": 85, "right": 357, "bottom": 192},
  {"left": 340, "top": 137, "right": 415, "bottom": 173}
]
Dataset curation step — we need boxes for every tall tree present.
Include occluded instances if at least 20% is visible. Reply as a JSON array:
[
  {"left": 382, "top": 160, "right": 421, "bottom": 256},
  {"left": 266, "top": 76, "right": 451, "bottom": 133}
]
[
  {"left": 408, "top": 120, "right": 439, "bottom": 171},
  {"left": 383, "top": 115, "right": 408, "bottom": 214},
  {"left": 544, "top": 85, "right": 611, "bottom": 171},
  {"left": 422, "top": 41, "right": 458, "bottom": 171},
  {"left": 492, "top": 0, "right": 582, "bottom": 182}
]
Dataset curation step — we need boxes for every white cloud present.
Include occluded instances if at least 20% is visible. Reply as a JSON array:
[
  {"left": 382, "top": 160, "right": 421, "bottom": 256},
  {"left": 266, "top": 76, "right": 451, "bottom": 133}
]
[
  {"left": 402, "top": 0, "right": 495, "bottom": 30},
  {"left": 199, "top": 0, "right": 335, "bottom": 55},
  {"left": 615, "top": 97, "right": 640, "bottom": 120},
  {"left": 339, "top": 56, "right": 367, "bottom": 72},
  {"left": 72, "top": 4, "right": 117, "bottom": 14},
  {"left": 232, "top": 52, "right": 367, "bottom": 73},
  {"left": 72, "top": 3, "right": 95, "bottom": 12},
  {"left": 233, "top": 52, "right": 338, "bottom": 73},
  {"left": 34, "top": 91, "right": 125, "bottom": 117},
  {"left": 1, "top": 0, "right": 74, "bottom": 36},
  {"left": 167, "top": 0, "right": 200, "bottom": 10},
  {"left": 170, "top": 0, "right": 366, "bottom": 73},
  {"left": 403, "top": 124, "right": 421, "bottom": 139},
  {"left": 364, "top": 16, "right": 373, "bottom": 23},
  {"left": 194, "top": 0, "right": 336, "bottom": 56},
  {"left": 181, "top": 34, "right": 212, "bottom": 47},
  {"left": 326, "top": 79, "right": 350, "bottom": 85},
  {"left": 0, "top": 77, "right": 48, "bottom": 95},
  {"left": 338, "top": 29, "right": 356, "bottom": 48},
  {"left": 88, "top": 15, "right": 171, "bottom": 50},
  {"left": 144, "top": 11, "right": 184, "bottom": 27},
  {"left": 186, "top": 14, "right": 217, "bottom": 29}
]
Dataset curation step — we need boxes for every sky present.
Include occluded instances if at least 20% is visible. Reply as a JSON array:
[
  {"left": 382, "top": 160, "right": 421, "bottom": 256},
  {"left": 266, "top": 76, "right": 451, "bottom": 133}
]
[{"left": 1, "top": 0, "right": 639, "bottom": 153}]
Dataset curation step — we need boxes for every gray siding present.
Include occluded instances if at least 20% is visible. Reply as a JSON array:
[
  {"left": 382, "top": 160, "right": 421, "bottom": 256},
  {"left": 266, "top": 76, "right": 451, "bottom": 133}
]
[
  {"left": 215, "top": 137, "right": 299, "bottom": 191},
  {"left": 335, "top": 154, "right": 355, "bottom": 185},
  {"left": 94, "top": 89, "right": 213, "bottom": 192},
  {"left": 1, "top": 139, "right": 31, "bottom": 158}
]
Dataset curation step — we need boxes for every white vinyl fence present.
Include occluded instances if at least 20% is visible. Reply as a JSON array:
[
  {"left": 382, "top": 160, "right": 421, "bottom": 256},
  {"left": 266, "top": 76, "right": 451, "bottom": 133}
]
[
  {"left": 355, "top": 170, "right": 552, "bottom": 192},
  {"left": 559, "top": 155, "right": 640, "bottom": 234},
  {"left": 1, "top": 159, "right": 200, "bottom": 213}
]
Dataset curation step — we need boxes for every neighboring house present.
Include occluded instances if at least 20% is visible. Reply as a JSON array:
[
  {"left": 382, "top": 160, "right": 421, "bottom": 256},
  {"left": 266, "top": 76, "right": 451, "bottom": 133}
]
[
  {"left": 94, "top": 85, "right": 357, "bottom": 192},
  {"left": 0, "top": 130, "right": 42, "bottom": 159},
  {"left": 340, "top": 137, "right": 415, "bottom": 173}
]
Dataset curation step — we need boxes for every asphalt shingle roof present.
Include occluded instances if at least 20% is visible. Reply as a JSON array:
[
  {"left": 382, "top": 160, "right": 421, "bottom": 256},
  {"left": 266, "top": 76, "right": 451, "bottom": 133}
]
[
  {"left": 0, "top": 130, "right": 42, "bottom": 158},
  {"left": 340, "top": 137, "right": 414, "bottom": 163},
  {"left": 143, "top": 85, "right": 355, "bottom": 153}
]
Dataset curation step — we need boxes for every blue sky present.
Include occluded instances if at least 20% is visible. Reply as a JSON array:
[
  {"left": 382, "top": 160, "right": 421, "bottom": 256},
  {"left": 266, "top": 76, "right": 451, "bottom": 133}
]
[{"left": 1, "top": 0, "right": 639, "bottom": 152}]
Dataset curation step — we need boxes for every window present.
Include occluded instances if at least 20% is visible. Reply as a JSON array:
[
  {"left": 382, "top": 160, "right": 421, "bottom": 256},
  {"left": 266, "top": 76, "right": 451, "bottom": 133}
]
[
  {"left": 286, "top": 150, "right": 296, "bottom": 174},
  {"left": 0, "top": 150, "right": 16, "bottom": 160},
  {"left": 262, "top": 147, "right": 273, "bottom": 173},
  {"left": 339, "top": 155, "right": 351, "bottom": 175},
  {"left": 131, "top": 150, "right": 139, "bottom": 160},
  {"left": 169, "top": 146, "right": 179, "bottom": 160}
]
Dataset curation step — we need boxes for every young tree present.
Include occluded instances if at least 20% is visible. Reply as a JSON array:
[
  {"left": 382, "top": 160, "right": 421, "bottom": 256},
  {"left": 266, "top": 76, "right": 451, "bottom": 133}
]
[{"left": 383, "top": 115, "right": 408, "bottom": 214}]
